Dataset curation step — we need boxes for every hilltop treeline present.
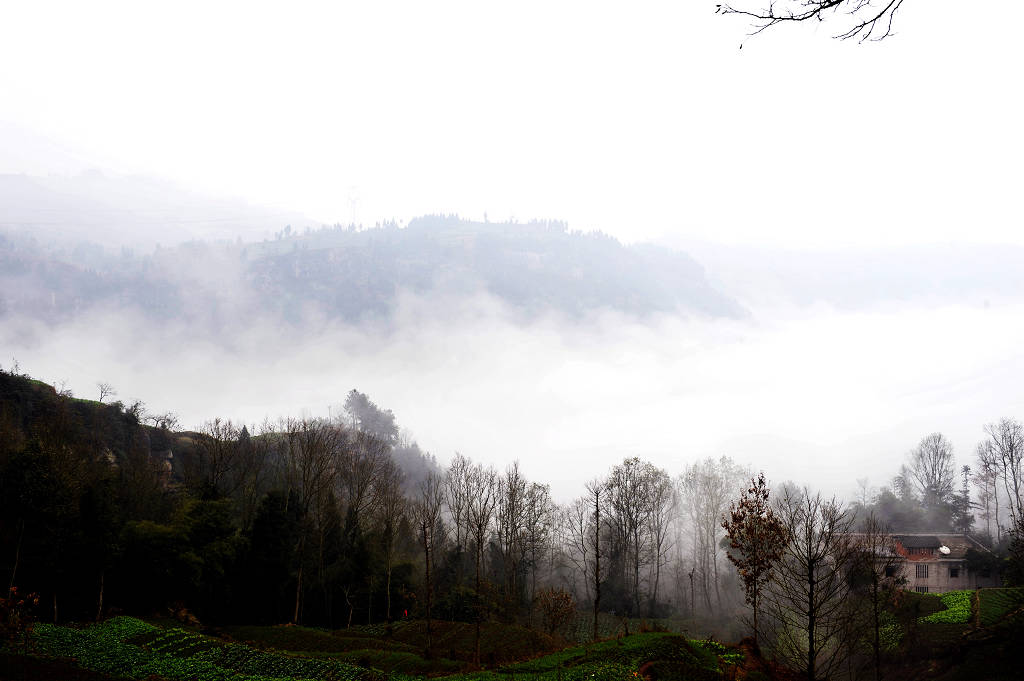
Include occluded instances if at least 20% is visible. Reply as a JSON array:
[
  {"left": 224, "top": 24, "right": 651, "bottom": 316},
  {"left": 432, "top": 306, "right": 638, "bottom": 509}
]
[{"left": 0, "top": 216, "right": 743, "bottom": 333}]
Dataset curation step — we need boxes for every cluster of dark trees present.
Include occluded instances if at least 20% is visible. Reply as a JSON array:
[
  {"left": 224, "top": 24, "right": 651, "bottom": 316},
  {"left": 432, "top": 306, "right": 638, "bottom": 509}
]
[
  {"left": 3, "top": 364, "right": 1023, "bottom": 671},
  {"left": 0, "top": 367, "right": 752, "bottom": 648}
]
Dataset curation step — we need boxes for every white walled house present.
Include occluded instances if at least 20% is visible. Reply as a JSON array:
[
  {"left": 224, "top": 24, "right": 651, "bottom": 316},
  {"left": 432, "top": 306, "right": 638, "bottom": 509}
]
[{"left": 892, "top": 534, "right": 999, "bottom": 593}]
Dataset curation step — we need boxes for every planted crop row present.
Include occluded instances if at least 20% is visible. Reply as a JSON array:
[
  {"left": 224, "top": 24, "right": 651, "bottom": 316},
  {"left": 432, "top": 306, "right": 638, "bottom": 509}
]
[
  {"left": 29, "top": 617, "right": 375, "bottom": 681},
  {"left": 500, "top": 632, "right": 728, "bottom": 681},
  {"left": 919, "top": 591, "right": 973, "bottom": 624},
  {"left": 978, "top": 587, "right": 1024, "bottom": 626}
]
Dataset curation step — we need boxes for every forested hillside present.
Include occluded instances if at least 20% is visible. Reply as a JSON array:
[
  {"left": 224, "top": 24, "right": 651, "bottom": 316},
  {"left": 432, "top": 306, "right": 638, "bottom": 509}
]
[
  {"left": 4, "top": 366, "right": 1024, "bottom": 681},
  {"left": 0, "top": 215, "right": 744, "bottom": 332}
]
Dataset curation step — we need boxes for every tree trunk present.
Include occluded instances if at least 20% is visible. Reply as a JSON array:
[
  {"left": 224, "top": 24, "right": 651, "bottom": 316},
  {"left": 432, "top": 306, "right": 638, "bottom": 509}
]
[
  {"left": 96, "top": 570, "right": 105, "bottom": 622},
  {"left": 8, "top": 519, "right": 23, "bottom": 593},
  {"left": 346, "top": 589, "right": 354, "bottom": 629},
  {"left": 424, "top": 530, "right": 433, "bottom": 657},
  {"left": 689, "top": 567, "right": 695, "bottom": 621},
  {"left": 475, "top": 539, "right": 482, "bottom": 665},
  {"left": 651, "top": 559, "right": 661, "bottom": 618},
  {"left": 593, "top": 504, "right": 601, "bottom": 643},
  {"left": 386, "top": 562, "right": 393, "bottom": 623},
  {"left": 713, "top": 545, "right": 723, "bottom": 609},
  {"left": 752, "top": 581, "right": 759, "bottom": 646},
  {"left": 633, "top": 542, "right": 641, "bottom": 615},
  {"left": 872, "top": 579, "right": 881, "bottom": 681},
  {"left": 807, "top": 559, "right": 816, "bottom": 681},
  {"left": 293, "top": 563, "right": 303, "bottom": 624}
]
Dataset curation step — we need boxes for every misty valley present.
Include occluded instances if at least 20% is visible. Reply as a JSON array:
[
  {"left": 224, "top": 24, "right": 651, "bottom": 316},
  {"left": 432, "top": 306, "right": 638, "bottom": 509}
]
[
  {"left": 1, "top": 214, "right": 1023, "bottom": 681},
  {"left": 3, "top": 2, "right": 1024, "bottom": 678}
]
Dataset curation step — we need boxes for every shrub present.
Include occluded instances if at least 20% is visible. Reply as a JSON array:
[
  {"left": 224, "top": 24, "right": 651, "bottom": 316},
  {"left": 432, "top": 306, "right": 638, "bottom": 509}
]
[
  {"left": 535, "top": 588, "right": 577, "bottom": 637},
  {"left": 0, "top": 586, "right": 39, "bottom": 651}
]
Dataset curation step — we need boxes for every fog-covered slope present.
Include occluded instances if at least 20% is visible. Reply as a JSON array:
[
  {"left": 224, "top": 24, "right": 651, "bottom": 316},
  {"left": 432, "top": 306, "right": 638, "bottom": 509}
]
[{"left": 0, "top": 214, "right": 744, "bottom": 332}]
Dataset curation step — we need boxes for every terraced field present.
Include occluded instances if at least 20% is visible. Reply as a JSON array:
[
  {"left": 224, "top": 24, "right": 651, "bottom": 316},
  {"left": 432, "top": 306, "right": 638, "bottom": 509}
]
[
  {"left": 10, "top": 617, "right": 740, "bottom": 681},
  {"left": 977, "top": 587, "right": 1024, "bottom": 626},
  {"left": 919, "top": 591, "right": 973, "bottom": 624}
]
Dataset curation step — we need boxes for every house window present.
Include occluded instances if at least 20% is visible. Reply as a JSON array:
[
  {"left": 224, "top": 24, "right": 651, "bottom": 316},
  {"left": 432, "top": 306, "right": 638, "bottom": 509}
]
[
  {"left": 884, "top": 566, "right": 896, "bottom": 578},
  {"left": 916, "top": 564, "right": 929, "bottom": 579},
  {"left": 950, "top": 566, "right": 960, "bottom": 578},
  {"left": 915, "top": 586, "right": 929, "bottom": 594}
]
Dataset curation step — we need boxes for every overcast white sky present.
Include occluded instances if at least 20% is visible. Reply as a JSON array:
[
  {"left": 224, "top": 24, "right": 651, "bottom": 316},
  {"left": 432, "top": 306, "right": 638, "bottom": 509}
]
[
  {"left": 3, "top": 1, "right": 1024, "bottom": 501},
  {"left": 2, "top": 1, "right": 1022, "bottom": 249}
]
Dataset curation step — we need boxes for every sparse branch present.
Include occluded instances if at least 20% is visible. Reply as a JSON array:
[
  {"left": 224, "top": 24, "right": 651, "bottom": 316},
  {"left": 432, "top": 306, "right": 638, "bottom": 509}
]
[
  {"left": 97, "top": 382, "right": 116, "bottom": 404},
  {"left": 718, "top": 0, "right": 907, "bottom": 42}
]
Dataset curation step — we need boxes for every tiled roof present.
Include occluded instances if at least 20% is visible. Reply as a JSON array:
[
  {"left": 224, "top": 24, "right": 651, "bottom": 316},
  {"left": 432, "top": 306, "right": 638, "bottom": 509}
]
[
  {"left": 896, "top": 535, "right": 940, "bottom": 548},
  {"left": 891, "top": 533, "right": 985, "bottom": 559}
]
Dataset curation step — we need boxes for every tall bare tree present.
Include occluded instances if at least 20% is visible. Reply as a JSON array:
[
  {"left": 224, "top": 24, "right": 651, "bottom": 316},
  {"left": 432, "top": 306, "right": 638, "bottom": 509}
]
[
  {"left": 983, "top": 418, "right": 1024, "bottom": 534},
  {"left": 445, "top": 453, "right": 472, "bottom": 558},
  {"left": 765, "top": 488, "right": 857, "bottom": 681},
  {"left": 374, "top": 457, "right": 406, "bottom": 623},
  {"left": 679, "top": 456, "right": 745, "bottom": 609},
  {"left": 975, "top": 441, "right": 1001, "bottom": 544},
  {"left": 849, "top": 512, "right": 905, "bottom": 681},
  {"left": 465, "top": 461, "right": 497, "bottom": 665},
  {"left": 190, "top": 418, "right": 242, "bottom": 497},
  {"left": 97, "top": 382, "right": 116, "bottom": 403},
  {"left": 607, "top": 457, "right": 660, "bottom": 614},
  {"left": 280, "top": 417, "right": 343, "bottom": 624},
  {"left": 584, "top": 477, "right": 608, "bottom": 643},
  {"left": 645, "top": 467, "right": 676, "bottom": 616},
  {"left": 495, "top": 462, "right": 527, "bottom": 608},
  {"left": 562, "top": 496, "right": 593, "bottom": 603},
  {"left": 523, "top": 481, "right": 553, "bottom": 615},
  {"left": 232, "top": 421, "right": 274, "bottom": 533},
  {"left": 564, "top": 478, "right": 609, "bottom": 641},
  {"left": 413, "top": 471, "right": 446, "bottom": 657},
  {"left": 901, "top": 433, "right": 956, "bottom": 511}
]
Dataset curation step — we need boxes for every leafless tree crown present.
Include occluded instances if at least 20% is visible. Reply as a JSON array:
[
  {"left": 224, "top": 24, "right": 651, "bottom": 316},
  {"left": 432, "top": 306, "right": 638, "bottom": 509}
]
[{"left": 717, "top": 0, "right": 908, "bottom": 42}]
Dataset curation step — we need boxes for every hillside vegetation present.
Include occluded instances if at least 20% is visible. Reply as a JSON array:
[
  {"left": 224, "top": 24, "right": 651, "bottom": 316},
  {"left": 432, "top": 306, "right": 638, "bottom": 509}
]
[{"left": 0, "top": 216, "right": 743, "bottom": 333}]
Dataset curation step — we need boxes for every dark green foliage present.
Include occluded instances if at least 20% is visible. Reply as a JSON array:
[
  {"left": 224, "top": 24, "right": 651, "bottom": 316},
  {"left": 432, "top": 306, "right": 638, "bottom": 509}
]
[
  {"left": 894, "top": 590, "right": 946, "bottom": 621},
  {"left": 241, "top": 491, "right": 300, "bottom": 624},
  {"left": 977, "top": 587, "right": 1024, "bottom": 626},
  {"left": 0, "top": 652, "right": 126, "bottom": 680}
]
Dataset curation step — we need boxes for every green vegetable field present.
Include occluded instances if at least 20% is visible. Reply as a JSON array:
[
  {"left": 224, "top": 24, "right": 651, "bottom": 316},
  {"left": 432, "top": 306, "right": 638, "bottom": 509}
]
[{"left": 17, "top": 617, "right": 737, "bottom": 681}]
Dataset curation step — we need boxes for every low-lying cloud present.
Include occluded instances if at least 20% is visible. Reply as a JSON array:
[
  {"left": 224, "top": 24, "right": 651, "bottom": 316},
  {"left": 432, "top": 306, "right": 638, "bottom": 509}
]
[{"left": 6, "top": 290, "right": 1023, "bottom": 503}]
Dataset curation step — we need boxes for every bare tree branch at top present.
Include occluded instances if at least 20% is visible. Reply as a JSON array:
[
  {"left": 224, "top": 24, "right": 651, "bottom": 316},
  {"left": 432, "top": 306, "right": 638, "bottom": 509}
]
[{"left": 717, "top": 0, "right": 908, "bottom": 42}]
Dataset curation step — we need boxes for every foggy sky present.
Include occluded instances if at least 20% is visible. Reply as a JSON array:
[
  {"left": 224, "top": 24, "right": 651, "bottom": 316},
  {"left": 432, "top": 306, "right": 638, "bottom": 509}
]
[
  {"left": 3, "top": 2, "right": 1024, "bottom": 502},
  {"left": 2, "top": 1, "right": 1022, "bottom": 249}
]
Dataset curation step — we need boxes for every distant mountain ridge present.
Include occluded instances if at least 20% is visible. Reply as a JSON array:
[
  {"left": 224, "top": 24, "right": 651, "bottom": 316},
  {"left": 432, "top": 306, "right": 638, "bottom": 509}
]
[{"left": 0, "top": 214, "right": 745, "bottom": 332}]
